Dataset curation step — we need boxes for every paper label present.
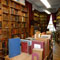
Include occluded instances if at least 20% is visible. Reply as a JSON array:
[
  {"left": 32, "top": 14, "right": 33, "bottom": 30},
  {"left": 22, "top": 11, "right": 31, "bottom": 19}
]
[{"left": 34, "top": 44, "right": 41, "bottom": 49}]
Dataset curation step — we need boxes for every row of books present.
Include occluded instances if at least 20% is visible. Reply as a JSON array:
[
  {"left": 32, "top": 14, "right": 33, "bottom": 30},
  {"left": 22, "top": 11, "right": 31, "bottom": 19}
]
[
  {"left": 2, "top": 22, "right": 28, "bottom": 29},
  {"left": 11, "top": 28, "right": 18, "bottom": 34},
  {"left": 21, "top": 7, "right": 28, "bottom": 13},
  {"left": 0, "top": 28, "right": 28, "bottom": 38},
  {"left": 10, "top": 15, "right": 19, "bottom": 22},
  {"left": 10, "top": 15, "right": 27, "bottom": 22},
  {"left": 3, "top": 14, "right": 9, "bottom": 21},
  {"left": 3, "top": 16, "right": 27, "bottom": 23},
  {"left": 10, "top": 8, "right": 28, "bottom": 16},
  {"left": 3, "top": 7, "right": 9, "bottom": 14},
  {"left": 34, "top": 17, "right": 40, "bottom": 21},
  {"left": 40, "top": 15, "right": 47, "bottom": 17},
  {"left": 2, "top": 0, "right": 9, "bottom": 6},
  {"left": 10, "top": 8, "right": 19, "bottom": 15},
  {"left": 10, "top": 1, "right": 20, "bottom": 9},
  {"left": 11, "top": 31, "right": 28, "bottom": 39},
  {"left": 34, "top": 13, "right": 39, "bottom": 17},
  {"left": 3, "top": 21, "right": 10, "bottom": 28},
  {"left": 11, "top": 22, "right": 27, "bottom": 28},
  {"left": 0, "top": 40, "right": 8, "bottom": 56},
  {"left": 0, "top": 29, "right": 28, "bottom": 39},
  {"left": 34, "top": 17, "right": 47, "bottom": 21}
]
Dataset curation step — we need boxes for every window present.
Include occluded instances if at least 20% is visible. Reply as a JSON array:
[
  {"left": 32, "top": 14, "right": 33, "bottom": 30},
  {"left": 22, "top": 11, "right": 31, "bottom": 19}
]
[{"left": 47, "top": 15, "right": 56, "bottom": 32}]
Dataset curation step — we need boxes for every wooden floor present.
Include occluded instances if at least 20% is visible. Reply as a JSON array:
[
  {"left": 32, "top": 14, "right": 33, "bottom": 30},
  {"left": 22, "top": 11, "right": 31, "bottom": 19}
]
[{"left": 53, "top": 42, "right": 60, "bottom": 60}]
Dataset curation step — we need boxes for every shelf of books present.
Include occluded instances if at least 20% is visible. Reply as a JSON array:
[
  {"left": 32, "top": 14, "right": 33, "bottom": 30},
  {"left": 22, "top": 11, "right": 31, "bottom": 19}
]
[
  {"left": 40, "top": 13, "right": 48, "bottom": 32},
  {"left": 56, "top": 8, "right": 60, "bottom": 30},
  {"left": 0, "top": 0, "right": 29, "bottom": 57},
  {"left": 32, "top": 10, "right": 48, "bottom": 32},
  {"left": 56, "top": 8, "right": 60, "bottom": 43}
]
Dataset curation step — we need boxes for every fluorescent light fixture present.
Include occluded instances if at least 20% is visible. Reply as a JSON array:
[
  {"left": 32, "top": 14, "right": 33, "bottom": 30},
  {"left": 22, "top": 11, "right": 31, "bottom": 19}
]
[
  {"left": 40, "top": 0, "right": 51, "bottom": 8},
  {"left": 44, "top": 10, "right": 51, "bottom": 14}
]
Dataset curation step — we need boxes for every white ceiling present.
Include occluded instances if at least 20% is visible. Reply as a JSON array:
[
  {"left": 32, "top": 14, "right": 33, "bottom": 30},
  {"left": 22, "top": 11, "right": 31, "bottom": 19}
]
[{"left": 27, "top": 0, "right": 60, "bottom": 13}]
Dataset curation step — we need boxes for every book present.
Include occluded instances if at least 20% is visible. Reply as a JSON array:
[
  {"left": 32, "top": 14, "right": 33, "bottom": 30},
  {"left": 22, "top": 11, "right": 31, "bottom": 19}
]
[
  {"left": 15, "top": 22, "right": 19, "bottom": 28},
  {"left": 3, "top": 0, "right": 8, "bottom": 6},
  {"left": 3, "top": 14, "right": 8, "bottom": 21},
  {"left": 3, "top": 7, "right": 9, "bottom": 14},
  {"left": 0, "top": 22, "right": 2, "bottom": 28},
  {"left": 0, "top": 10, "right": 2, "bottom": 15},
  {"left": 3, "top": 22, "right": 9, "bottom": 28},
  {"left": 10, "top": 1, "right": 14, "bottom": 8},
  {"left": 11, "top": 8, "right": 14, "bottom": 14},
  {"left": 15, "top": 16, "right": 19, "bottom": 22},
  {"left": 0, "top": 29, "right": 2, "bottom": 34},
  {"left": 0, "top": 16, "right": 2, "bottom": 21},
  {"left": 10, "top": 15, "right": 15, "bottom": 21},
  {"left": 11, "top": 22, "right": 15, "bottom": 28}
]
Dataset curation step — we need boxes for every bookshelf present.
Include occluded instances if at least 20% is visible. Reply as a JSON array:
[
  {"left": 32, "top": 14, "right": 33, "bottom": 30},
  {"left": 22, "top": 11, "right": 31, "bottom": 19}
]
[
  {"left": 0, "top": 0, "right": 29, "bottom": 56},
  {"left": 40, "top": 13, "right": 48, "bottom": 32},
  {"left": 33, "top": 10, "right": 40, "bottom": 21},
  {"left": 56, "top": 8, "right": 60, "bottom": 43},
  {"left": 32, "top": 10, "right": 48, "bottom": 32},
  {"left": 56, "top": 8, "right": 60, "bottom": 30}
]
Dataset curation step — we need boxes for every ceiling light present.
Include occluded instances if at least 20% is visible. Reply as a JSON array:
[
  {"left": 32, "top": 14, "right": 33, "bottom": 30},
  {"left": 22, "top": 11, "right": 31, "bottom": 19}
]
[
  {"left": 40, "top": 0, "right": 51, "bottom": 8},
  {"left": 44, "top": 10, "right": 51, "bottom": 14}
]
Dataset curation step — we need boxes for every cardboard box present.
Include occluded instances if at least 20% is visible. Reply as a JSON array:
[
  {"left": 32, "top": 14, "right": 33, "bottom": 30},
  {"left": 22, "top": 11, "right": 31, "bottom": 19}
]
[
  {"left": 32, "top": 48, "right": 43, "bottom": 60},
  {"left": 32, "top": 40, "right": 45, "bottom": 59},
  {"left": 36, "top": 38, "right": 50, "bottom": 57},
  {"left": 41, "top": 35, "right": 51, "bottom": 39}
]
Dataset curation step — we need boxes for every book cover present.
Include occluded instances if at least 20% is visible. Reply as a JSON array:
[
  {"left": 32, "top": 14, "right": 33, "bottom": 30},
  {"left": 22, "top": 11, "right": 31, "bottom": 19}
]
[{"left": 9, "top": 38, "right": 21, "bottom": 58}]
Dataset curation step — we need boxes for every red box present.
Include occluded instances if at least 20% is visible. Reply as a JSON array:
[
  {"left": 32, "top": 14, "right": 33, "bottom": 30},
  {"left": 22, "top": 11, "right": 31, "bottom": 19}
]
[{"left": 32, "top": 40, "right": 45, "bottom": 60}]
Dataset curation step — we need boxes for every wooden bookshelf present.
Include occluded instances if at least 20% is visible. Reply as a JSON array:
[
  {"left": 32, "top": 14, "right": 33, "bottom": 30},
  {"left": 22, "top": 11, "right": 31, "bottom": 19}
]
[
  {"left": 56, "top": 8, "right": 60, "bottom": 30},
  {"left": 32, "top": 10, "right": 48, "bottom": 32},
  {"left": 56, "top": 8, "right": 60, "bottom": 43},
  {"left": 40, "top": 13, "right": 48, "bottom": 32},
  {"left": 0, "top": 0, "right": 29, "bottom": 56}
]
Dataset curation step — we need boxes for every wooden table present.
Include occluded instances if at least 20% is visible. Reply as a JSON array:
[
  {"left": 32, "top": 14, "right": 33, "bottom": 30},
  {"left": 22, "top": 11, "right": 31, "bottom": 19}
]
[{"left": 5, "top": 53, "right": 32, "bottom": 60}]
